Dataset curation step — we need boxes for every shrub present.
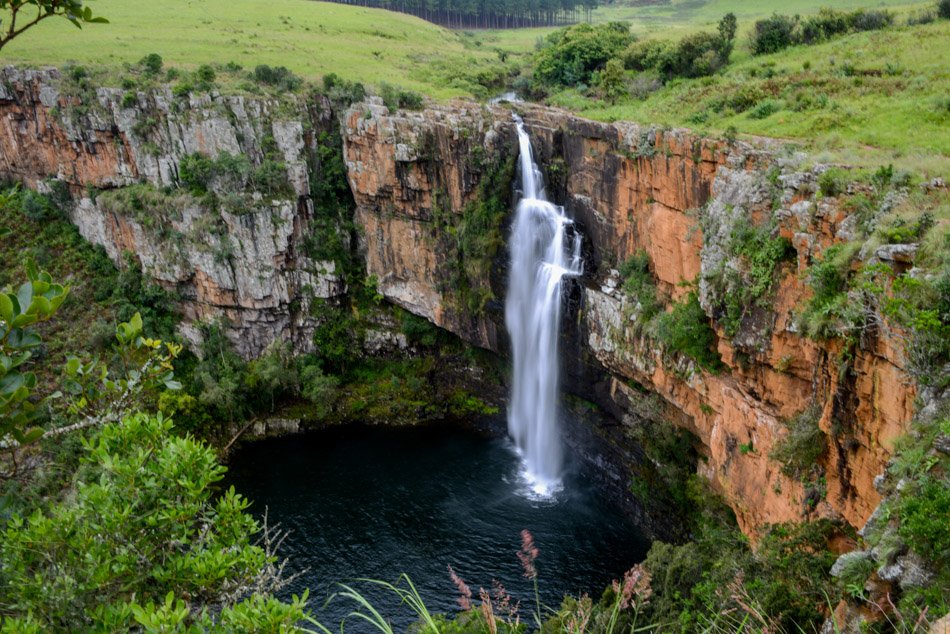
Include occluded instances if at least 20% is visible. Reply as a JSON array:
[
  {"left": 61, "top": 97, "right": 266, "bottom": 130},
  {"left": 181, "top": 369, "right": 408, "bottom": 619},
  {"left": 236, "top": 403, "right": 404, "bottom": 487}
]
[
  {"left": 818, "top": 167, "right": 848, "bottom": 197},
  {"left": 797, "top": 242, "right": 861, "bottom": 340},
  {"left": 849, "top": 9, "right": 893, "bottom": 32},
  {"left": 940, "top": 0, "right": 950, "bottom": 19},
  {"left": 748, "top": 98, "right": 783, "bottom": 119},
  {"left": 750, "top": 13, "right": 798, "bottom": 55},
  {"left": 251, "top": 64, "right": 302, "bottom": 91},
  {"left": 0, "top": 413, "right": 308, "bottom": 630},
  {"left": 598, "top": 57, "right": 626, "bottom": 101},
  {"left": 655, "top": 291, "right": 722, "bottom": 372},
  {"left": 899, "top": 478, "right": 950, "bottom": 561},
  {"left": 378, "top": 83, "right": 425, "bottom": 111},
  {"left": 533, "top": 22, "right": 634, "bottom": 88},
  {"left": 194, "top": 64, "right": 216, "bottom": 90},
  {"left": 621, "top": 15, "right": 734, "bottom": 81},
  {"left": 770, "top": 404, "right": 826, "bottom": 481},
  {"left": 619, "top": 250, "right": 661, "bottom": 321},
  {"left": 622, "top": 39, "right": 673, "bottom": 72},
  {"left": 322, "top": 72, "right": 367, "bottom": 106},
  {"left": 138, "top": 53, "right": 163, "bottom": 76}
]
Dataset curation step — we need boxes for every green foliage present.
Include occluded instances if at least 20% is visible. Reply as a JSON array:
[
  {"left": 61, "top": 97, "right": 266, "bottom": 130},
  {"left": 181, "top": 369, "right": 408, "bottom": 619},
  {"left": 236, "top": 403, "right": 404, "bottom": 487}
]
[
  {"left": 311, "top": 298, "right": 360, "bottom": 375},
  {"left": 251, "top": 64, "right": 302, "bottom": 91},
  {"left": 322, "top": 72, "right": 367, "bottom": 106},
  {"left": 655, "top": 291, "right": 722, "bottom": 372},
  {"left": 597, "top": 57, "right": 626, "bottom": 102},
  {"left": 797, "top": 242, "right": 861, "bottom": 340},
  {"left": 0, "top": 0, "right": 107, "bottom": 51},
  {"left": 642, "top": 509, "right": 843, "bottom": 633},
  {"left": 898, "top": 477, "right": 950, "bottom": 561},
  {"left": 818, "top": 167, "right": 848, "bottom": 197},
  {"left": 190, "top": 321, "right": 248, "bottom": 424},
  {"left": 533, "top": 22, "right": 634, "bottom": 89},
  {"left": 430, "top": 152, "right": 515, "bottom": 315},
  {"left": 0, "top": 412, "right": 310, "bottom": 630},
  {"left": 941, "top": 0, "right": 950, "bottom": 19},
  {"left": 618, "top": 250, "right": 661, "bottom": 322},
  {"left": 751, "top": 8, "right": 894, "bottom": 55},
  {"left": 400, "top": 311, "right": 446, "bottom": 348},
  {"left": 0, "top": 263, "right": 70, "bottom": 449},
  {"left": 305, "top": 130, "right": 356, "bottom": 273},
  {"left": 299, "top": 360, "right": 339, "bottom": 419},
  {"left": 177, "top": 150, "right": 289, "bottom": 198},
  {"left": 770, "top": 403, "right": 826, "bottom": 482},
  {"left": 246, "top": 339, "right": 299, "bottom": 412},
  {"left": 622, "top": 16, "right": 735, "bottom": 81},
  {"left": 709, "top": 218, "right": 794, "bottom": 338},
  {"left": 378, "top": 83, "right": 425, "bottom": 111},
  {"left": 138, "top": 52, "right": 163, "bottom": 76},
  {"left": 750, "top": 13, "right": 799, "bottom": 55}
]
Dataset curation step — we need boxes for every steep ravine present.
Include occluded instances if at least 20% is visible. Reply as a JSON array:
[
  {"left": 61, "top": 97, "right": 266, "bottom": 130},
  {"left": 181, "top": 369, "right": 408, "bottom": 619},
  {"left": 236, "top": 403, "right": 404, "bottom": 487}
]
[{"left": 0, "top": 67, "right": 916, "bottom": 540}]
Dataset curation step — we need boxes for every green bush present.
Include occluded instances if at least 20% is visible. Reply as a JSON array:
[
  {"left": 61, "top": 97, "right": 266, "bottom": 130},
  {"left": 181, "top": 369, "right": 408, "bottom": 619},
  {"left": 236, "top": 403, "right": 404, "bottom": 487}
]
[
  {"left": 378, "top": 82, "right": 425, "bottom": 111},
  {"left": 818, "top": 167, "right": 848, "bottom": 197},
  {"left": 770, "top": 404, "right": 826, "bottom": 481},
  {"left": 251, "top": 64, "right": 302, "bottom": 91},
  {"left": 0, "top": 412, "right": 309, "bottom": 630},
  {"left": 940, "top": 0, "right": 950, "bottom": 19},
  {"left": 621, "top": 14, "right": 735, "bottom": 81},
  {"left": 748, "top": 98, "right": 783, "bottom": 119},
  {"left": 322, "top": 72, "right": 367, "bottom": 106},
  {"left": 619, "top": 250, "right": 661, "bottom": 322},
  {"left": 750, "top": 13, "right": 798, "bottom": 55},
  {"left": 533, "top": 22, "right": 634, "bottom": 88},
  {"left": 899, "top": 477, "right": 950, "bottom": 561},
  {"left": 655, "top": 291, "right": 722, "bottom": 372},
  {"left": 797, "top": 242, "right": 861, "bottom": 340},
  {"left": 138, "top": 53, "right": 163, "bottom": 76},
  {"left": 713, "top": 220, "right": 794, "bottom": 337}
]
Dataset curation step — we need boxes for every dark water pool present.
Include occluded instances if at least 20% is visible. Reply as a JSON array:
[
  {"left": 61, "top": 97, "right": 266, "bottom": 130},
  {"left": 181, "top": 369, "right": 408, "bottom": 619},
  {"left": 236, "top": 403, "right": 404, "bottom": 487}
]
[{"left": 225, "top": 424, "right": 649, "bottom": 630}]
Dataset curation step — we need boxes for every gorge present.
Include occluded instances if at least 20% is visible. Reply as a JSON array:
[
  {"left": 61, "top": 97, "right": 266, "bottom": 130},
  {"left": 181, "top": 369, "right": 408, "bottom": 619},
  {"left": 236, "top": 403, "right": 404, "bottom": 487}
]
[{"left": 0, "top": 63, "right": 943, "bottom": 629}]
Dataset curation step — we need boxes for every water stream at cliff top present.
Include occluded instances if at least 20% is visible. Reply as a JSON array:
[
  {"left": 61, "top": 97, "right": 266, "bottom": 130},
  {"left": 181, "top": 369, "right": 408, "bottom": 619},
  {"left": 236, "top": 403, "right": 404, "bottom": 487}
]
[{"left": 505, "top": 118, "right": 583, "bottom": 497}]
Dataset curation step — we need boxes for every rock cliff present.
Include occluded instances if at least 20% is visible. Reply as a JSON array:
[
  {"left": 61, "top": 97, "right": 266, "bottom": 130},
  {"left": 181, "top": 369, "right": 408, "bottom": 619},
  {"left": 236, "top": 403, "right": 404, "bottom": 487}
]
[{"left": 0, "top": 67, "right": 917, "bottom": 537}]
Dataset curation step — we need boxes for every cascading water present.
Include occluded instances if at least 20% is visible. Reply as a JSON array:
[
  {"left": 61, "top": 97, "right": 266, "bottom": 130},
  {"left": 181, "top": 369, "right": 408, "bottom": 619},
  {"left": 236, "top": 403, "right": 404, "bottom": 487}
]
[{"left": 505, "top": 117, "right": 583, "bottom": 497}]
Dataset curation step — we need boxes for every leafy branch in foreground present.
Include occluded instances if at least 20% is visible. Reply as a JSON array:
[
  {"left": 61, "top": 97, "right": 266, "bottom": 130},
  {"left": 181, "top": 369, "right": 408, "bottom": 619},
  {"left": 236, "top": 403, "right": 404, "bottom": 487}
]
[
  {"left": 0, "top": 0, "right": 107, "bottom": 52},
  {"left": 1, "top": 265, "right": 181, "bottom": 477}
]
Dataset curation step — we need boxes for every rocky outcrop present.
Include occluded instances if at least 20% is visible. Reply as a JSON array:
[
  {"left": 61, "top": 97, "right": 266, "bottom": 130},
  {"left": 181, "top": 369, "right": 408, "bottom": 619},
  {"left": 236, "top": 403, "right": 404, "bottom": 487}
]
[
  {"left": 0, "top": 67, "right": 917, "bottom": 537},
  {"left": 0, "top": 67, "right": 343, "bottom": 357}
]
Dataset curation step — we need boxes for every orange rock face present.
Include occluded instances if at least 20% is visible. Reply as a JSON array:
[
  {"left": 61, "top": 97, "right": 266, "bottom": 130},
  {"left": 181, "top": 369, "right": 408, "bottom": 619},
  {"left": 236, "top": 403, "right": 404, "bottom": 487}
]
[{"left": 343, "top": 102, "right": 917, "bottom": 536}]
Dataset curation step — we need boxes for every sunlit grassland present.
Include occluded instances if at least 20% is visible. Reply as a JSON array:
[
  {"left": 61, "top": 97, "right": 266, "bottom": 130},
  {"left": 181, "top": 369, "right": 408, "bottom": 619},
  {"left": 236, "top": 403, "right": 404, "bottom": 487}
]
[
  {"left": 549, "top": 20, "right": 950, "bottom": 176},
  {"left": 0, "top": 0, "right": 501, "bottom": 98}
]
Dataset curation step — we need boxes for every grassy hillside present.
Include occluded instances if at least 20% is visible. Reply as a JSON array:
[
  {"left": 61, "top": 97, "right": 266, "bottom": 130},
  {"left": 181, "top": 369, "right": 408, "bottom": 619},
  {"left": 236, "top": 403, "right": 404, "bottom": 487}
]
[
  {"left": 0, "top": 0, "right": 502, "bottom": 98},
  {"left": 548, "top": 19, "right": 950, "bottom": 175}
]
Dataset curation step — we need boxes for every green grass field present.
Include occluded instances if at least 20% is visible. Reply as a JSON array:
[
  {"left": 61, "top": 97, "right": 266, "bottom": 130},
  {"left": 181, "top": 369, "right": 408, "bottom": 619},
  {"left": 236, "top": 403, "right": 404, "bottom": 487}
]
[
  {"left": 550, "top": 19, "right": 950, "bottom": 175},
  {"left": 3, "top": 0, "right": 947, "bottom": 173},
  {"left": 0, "top": 0, "right": 503, "bottom": 98}
]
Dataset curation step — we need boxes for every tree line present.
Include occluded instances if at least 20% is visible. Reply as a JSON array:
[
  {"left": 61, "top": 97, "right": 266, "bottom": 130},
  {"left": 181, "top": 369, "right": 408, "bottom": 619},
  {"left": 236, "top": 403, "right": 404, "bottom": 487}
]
[{"left": 322, "top": 0, "right": 600, "bottom": 29}]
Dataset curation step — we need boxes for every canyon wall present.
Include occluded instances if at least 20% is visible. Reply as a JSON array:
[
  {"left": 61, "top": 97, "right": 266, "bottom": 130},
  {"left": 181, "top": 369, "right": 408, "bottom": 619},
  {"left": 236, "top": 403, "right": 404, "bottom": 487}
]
[
  {"left": 0, "top": 67, "right": 917, "bottom": 537},
  {"left": 0, "top": 67, "right": 343, "bottom": 357}
]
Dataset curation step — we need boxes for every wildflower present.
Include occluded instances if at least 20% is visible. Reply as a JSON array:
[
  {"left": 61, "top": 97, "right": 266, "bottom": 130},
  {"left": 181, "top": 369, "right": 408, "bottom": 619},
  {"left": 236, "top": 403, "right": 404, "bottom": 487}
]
[
  {"left": 611, "top": 564, "right": 652, "bottom": 611},
  {"left": 517, "top": 529, "right": 539, "bottom": 579},
  {"left": 448, "top": 564, "right": 472, "bottom": 610}
]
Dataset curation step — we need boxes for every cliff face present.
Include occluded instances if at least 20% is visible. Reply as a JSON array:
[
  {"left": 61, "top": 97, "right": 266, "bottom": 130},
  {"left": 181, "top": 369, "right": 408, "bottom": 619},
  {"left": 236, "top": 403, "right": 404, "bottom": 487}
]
[
  {"left": 342, "top": 102, "right": 915, "bottom": 535},
  {"left": 0, "top": 68, "right": 343, "bottom": 357},
  {"left": 0, "top": 68, "right": 916, "bottom": 537}
]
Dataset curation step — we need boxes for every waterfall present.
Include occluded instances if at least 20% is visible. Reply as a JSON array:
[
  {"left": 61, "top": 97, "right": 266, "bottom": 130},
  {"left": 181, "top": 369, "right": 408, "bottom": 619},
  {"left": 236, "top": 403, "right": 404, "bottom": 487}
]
[{"left": 505, "top": 118, "right": 583, "bottom": 497}]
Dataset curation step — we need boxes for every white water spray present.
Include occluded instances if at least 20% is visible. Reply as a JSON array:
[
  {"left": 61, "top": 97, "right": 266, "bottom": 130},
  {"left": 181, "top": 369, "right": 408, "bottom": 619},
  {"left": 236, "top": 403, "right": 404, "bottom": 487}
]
[{"left": 505, "top": 118, "right": 583, "bottom": 497}]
